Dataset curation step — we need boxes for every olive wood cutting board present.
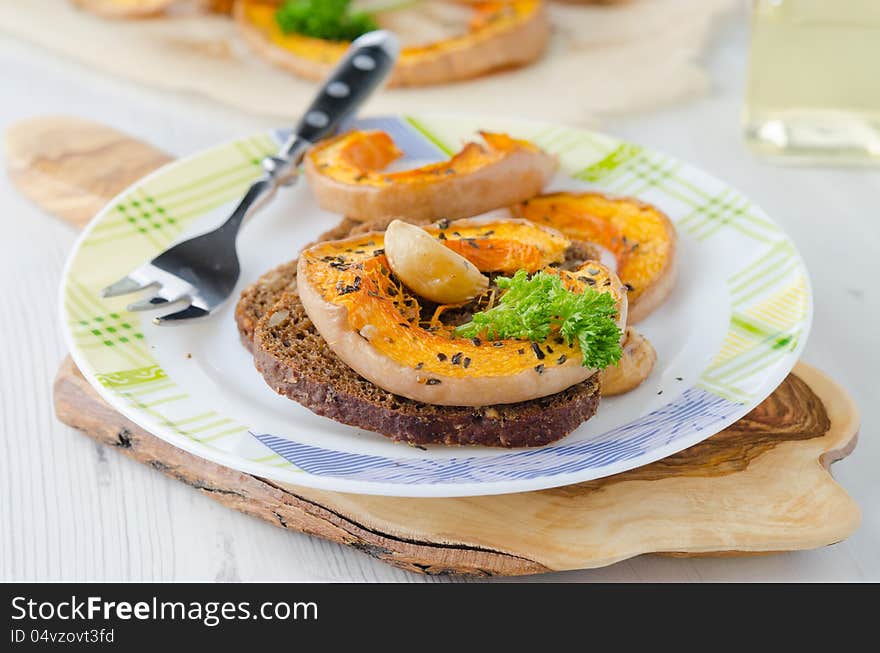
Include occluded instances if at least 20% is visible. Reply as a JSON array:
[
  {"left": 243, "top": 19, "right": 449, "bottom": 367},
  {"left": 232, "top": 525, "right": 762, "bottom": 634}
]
[{"left": 5, "top": 116, "right": 861, "bottom": 576}]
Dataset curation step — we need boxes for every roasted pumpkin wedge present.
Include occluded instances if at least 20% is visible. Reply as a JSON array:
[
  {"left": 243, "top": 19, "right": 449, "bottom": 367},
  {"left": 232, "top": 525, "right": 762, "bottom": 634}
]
[
  {"left": 512, "top": 192, "right": 677, "bottom": 323},
  {"left": 305, "top": 130, "right": 558, "bottom": 222},
  {"left": 235, "top": 0, "right": 549, "bottom": 87},
  {"left": 70, "top": 0, "right": 176, "bottom": 18},
  {"left": 598, "top": 327, "right": 656, "bottom": 396},
  {"left": 297, "top": 218, "right": 627, "bottom": 407}
]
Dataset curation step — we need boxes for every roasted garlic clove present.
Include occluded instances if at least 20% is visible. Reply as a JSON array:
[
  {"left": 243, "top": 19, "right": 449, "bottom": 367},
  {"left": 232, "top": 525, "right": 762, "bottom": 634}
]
[{"left": 384, "top": 219, "right": 489, "bottom": 304}]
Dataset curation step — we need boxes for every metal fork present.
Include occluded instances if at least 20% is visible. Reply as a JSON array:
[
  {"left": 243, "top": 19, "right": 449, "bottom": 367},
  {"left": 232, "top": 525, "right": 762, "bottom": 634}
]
[{"left": 101, "top": 30, "right": 400, "bottom": 324}]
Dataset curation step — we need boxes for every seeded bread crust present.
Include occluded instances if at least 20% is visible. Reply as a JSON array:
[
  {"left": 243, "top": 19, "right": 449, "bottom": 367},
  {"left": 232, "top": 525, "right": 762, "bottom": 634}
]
[
  {"left": 236, "top": 217, "right": 603, "bottom": 447},
  {"left": 235, "top": 259, "right": 299, "bottom": 352},
  {"left": 253, "top": 290, "right": 600, "bottom": 447}
]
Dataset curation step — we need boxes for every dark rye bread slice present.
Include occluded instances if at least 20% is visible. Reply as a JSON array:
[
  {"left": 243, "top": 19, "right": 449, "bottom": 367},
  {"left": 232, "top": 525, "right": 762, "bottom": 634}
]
[
  {"left": 235, "top": 258, "right": 299, "bottom": 351},
  {"left": 237, "top": 220, "right": 605, "bottom": 447},
  {"left": 253, "top": 290, "right": 601, "bottom": 447}
]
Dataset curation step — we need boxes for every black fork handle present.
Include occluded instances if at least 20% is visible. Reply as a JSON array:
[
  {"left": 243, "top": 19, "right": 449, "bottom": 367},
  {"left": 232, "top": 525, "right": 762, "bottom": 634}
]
[{"left": 287, "top": 30, "right": 400, "bottom": 152}]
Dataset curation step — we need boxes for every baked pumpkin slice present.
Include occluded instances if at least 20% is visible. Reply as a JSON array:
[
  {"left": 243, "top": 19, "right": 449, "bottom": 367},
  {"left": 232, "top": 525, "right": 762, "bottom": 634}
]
[
  {"left": 70, "top": 0, "right": 176, "bottom": 18},
  {"left": 599, "top": 327, "right": 656, "bottom": 396},
  {"left": 296, "top": 218, "right": 627, "bottom": 407},
  {"left": 512, "top": 192, "right": 677, "bottom": 323},
  {"left": 235, "top": 0, "right": 549, "bottom": 87},
  {"left": 305, "top": 130, "right": 558, "bottom": 222}
]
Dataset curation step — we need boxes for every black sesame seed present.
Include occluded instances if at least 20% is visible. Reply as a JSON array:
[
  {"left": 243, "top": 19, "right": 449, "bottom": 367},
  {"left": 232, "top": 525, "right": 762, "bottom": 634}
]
[
  {"left": 531, "top": 342, "right": 545, "bottom": 360},
  {"left": 518, "top": 348, "right": 525, "bottom": 355},
  {"left": 463, "top": 357, "right": 471, "bottom": 368},
  {"left": 466, "top": 239, "right": 479, "bottom": 249},
  {"left": 399, "top": 322, "right": 411, "bottom": 329},
  {"left": 657, "top": 390, "right": 663, "bottom": 395},
  {"left": 415, "top": 362, "right": 424, "bottom": 370},
  {"left": 437, "top": 353, "right": 447, "bottom": 362},
  {"left": 437, "top": 219, "right": 450, "bottom": 230},
  {"left": 471, "top": 337, "right": 482, "bottom": 347},
  {"left": 451, "top": 352, "right": 463, "bottom": 365},
  {"left": 546, "top": 345, "right": 554, "bottom": 354},
  {"left": 675, "top": 376, "right": 683, "bottom": 381},
  {"left": 557, "top": 354, "right": 567, "bottom": 364},
  {"left": 493, "top": 341, "right": 504, "bottom": 348},
  {"left": 426, "top": 378, "right": 441, "bottom": 385},
  {"left": 438, "top": 232, "right": 447, "bottom": 240},
  {"left": 373, "top": 249, "right": 384, "bottom": 256},
  {"left": 483, "top": 230, "right": 495, "bottom": 236},
  {"left": 452, "top": 231, "right": 461, "bottom": 237},
  {"left": 534, "top": 364, "right": 545, "bottom": 374},
  {"left": 335, "top": 276, "right": 361, "bottom": 295},
  {"left": 624, "top": 283, "right": 635, "bottom": 292},
  {"left": 554, "top": 336, "right": 564, "bottom": 345}
]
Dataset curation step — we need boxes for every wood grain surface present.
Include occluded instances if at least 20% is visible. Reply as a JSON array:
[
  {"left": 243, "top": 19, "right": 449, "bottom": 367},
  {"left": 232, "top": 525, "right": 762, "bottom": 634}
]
[
  {"left": 8, "top": 115, "right": 862, "bottom": 576},
  {"left": 53, "top": 358, "right": 860, "bottom": 575},
  {"left": 4, "top": 115, "right": 171, "bottom": 228}
]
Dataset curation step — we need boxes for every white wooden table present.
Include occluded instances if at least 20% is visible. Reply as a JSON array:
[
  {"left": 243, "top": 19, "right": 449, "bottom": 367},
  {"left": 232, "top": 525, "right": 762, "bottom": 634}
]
[{"left": 1, "top": 9, "right": 877, "bottom": 582}]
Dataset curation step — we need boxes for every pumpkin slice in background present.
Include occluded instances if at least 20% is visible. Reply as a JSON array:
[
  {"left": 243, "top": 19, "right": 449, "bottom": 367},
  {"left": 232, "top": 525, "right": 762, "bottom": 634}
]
[
  {"left": 235, "top": 0, "right": 550, "bottom": 87},
  {"left": 70, "top": 0, "right": 177, "bottom": 18},
  {"left": 305, "top": 130, "right": 558, "bottom": 222},
  {"left": 513, "top": 192, "right": 677, "bottom": 324}
]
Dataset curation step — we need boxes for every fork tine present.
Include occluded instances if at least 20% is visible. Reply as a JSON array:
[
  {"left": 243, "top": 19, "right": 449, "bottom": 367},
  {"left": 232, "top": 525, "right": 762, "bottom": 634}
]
[
  {"left": 153, "top": 304, "right": 210, "bottom": 326},
  {"left": 126, "top": 293, "right": 185, "bottom": 312},
  {"left": 101, "top": 275, "right": 158, "bottom": 299}
]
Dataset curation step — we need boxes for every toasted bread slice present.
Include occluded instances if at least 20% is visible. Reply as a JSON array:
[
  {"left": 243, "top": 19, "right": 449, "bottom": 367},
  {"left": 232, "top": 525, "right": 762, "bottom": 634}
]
[
  {"left": 236, "top": 219, "right": 605, "bottom": 446},
  {"left": 253, "top": 290, "right": 600, "bottom": 447}
]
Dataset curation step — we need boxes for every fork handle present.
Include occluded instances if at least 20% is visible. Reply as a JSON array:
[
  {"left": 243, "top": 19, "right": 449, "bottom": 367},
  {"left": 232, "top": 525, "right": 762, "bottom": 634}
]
[{"left": 287, "top": 30, "right": 400, "bottom": 152}]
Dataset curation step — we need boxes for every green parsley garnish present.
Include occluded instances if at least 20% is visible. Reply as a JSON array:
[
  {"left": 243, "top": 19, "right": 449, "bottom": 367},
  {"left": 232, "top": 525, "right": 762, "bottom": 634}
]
[
  {"left": 455, "top": 270, "right": 623, "bottom": 369},
  {"left": 275, "top": 0, "right": 378, "bottom": 42}
]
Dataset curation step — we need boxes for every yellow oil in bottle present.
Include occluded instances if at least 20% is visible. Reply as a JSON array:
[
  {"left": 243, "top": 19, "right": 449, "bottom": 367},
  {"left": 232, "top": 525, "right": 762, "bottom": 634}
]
[{"left": 743, "top": 0, "right": 880, "bottom": 163}]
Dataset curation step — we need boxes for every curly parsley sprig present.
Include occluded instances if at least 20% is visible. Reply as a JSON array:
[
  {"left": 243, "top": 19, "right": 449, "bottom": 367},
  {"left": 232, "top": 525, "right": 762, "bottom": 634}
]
[
  {"left": 454, "top": 270, "right": 623, "bottom": 369},
  {"left": 275, "top": 0, "right": 378, "bottom": 41}
]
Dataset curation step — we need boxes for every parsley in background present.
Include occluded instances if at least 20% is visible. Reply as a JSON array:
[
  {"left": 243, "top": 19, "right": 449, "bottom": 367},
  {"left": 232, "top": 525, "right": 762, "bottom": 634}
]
[
  {"left": 276, "top": 0, "right": 378, "bottom": 41},
  {"left": 455, "top": 270, "right": 624, "bottom": 369}
]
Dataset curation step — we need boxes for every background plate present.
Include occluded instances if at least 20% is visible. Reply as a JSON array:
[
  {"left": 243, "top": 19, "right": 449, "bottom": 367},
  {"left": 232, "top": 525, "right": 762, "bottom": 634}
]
[{"left": 61, "top": 114, "right": 811, "bottom": 497}]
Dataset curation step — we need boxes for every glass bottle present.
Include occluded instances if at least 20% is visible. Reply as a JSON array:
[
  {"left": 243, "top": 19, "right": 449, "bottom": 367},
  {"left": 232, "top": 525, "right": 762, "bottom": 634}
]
[{"left": 743, "top": 0, "right": 880, "bottom": 164}]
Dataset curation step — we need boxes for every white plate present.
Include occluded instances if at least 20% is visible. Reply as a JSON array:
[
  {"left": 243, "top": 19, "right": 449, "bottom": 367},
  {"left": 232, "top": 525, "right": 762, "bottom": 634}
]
[{"left": 61, "top": 114, "right": 812, "bottom": 497}]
